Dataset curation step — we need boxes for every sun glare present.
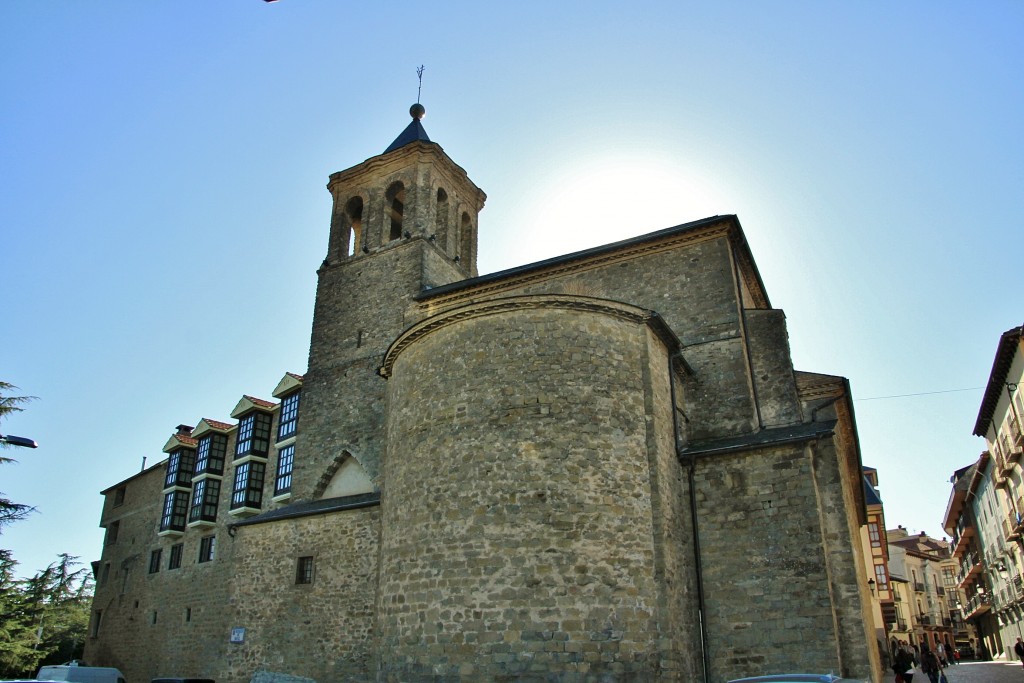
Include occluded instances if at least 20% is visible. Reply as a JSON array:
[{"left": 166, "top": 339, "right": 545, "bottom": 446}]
[{"left": 508, "top": 152, "right": 736, "bottom": 267}]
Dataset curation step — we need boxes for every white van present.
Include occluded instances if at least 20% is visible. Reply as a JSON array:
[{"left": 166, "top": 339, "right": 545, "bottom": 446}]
[{"left": 35, "top": 666, "right": 127, "bottom": 683}]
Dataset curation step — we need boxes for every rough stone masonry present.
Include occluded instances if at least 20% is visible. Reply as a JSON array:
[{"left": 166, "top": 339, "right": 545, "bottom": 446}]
[{"left": 86, "top": 108, "right": 878, "bottom": 683}]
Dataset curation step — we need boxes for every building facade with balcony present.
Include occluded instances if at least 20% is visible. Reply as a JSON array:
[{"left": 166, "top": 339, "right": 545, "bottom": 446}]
[
  {"left": 886, "top": 527, "right": 957, "bottom": 658},
  {"left": 938, "top": 553, "right": 973, "bottom": 655},
  {"left": 862, "top": 467, "right": 895, "bottom": 668},
  {"left": 945, "top": 457, "right": 1006, "bottom": 660},
  {"left": 970, "top": 325, "right": 1024, "bottom": 660}
]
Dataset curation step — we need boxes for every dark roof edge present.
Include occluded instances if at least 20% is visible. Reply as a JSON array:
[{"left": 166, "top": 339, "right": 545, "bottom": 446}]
[
  {"left": 231, "top": 491, "right": 381, "bottom": 528},
  {"left": 417, "top": 215, "right": 738, "bottom": 301},
  {"left": 974, "top": 325, "right": 1023, "bottom": 436},
  {"left": 680, "top": 419, "right": 838, "bottom": 458},
  {"left": 863, "top": 477, "right": 883, "bottom": 506}
]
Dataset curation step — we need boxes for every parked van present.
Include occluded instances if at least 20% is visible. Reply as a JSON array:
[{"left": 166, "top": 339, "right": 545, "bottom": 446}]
[{"left": 35, "top": 666, "right": 127, "bottom": 683}]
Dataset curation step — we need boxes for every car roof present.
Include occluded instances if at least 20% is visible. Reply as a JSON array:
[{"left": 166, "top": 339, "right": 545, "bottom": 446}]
[{"left": 728, "top": 675, "right": 863, "bottom": 683}]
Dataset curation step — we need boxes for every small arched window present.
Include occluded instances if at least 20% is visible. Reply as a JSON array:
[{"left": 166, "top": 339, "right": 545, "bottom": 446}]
[
  {"left": 344, "top": 196, "right": 363, "bottom": 257},
  {"left": 459, "top": 211, "right": 473, "bottom": 266},
  {"left": 434, "top": 188, "right": 449, "bottom": 246},
  {"left": 386, "top": 182, "right": 405, "bottom": 241}
]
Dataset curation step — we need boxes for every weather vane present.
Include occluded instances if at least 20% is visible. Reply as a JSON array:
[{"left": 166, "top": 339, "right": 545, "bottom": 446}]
[{"left": 416, "top": 65, "right": 425, "bottom": 104}]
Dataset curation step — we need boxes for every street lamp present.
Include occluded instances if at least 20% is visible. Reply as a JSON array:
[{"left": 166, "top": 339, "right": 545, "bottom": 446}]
[{"left": 0, "top": 434, "right": 37, "bottom": 448}]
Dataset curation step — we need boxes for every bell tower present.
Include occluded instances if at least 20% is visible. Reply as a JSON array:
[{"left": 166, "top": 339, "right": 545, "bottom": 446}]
[
  {"left": 323, "top": 103, "right": 486, "bottom": 277},
  {"left": 295, "top": 105, "right": 486, "bottom": 498}
]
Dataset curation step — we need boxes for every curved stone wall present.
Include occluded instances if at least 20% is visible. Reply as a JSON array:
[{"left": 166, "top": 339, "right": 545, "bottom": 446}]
[{"left": 378, "top": 295, "right": 678, "bottom": 681}]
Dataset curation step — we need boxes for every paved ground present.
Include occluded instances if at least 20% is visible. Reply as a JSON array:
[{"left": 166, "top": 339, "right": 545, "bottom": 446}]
[{"left": 881, "top": 661, "right": 1024, "bottom": 683}]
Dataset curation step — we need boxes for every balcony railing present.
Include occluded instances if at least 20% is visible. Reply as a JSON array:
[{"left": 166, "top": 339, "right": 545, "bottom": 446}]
[
  {"left": 1012, "top": 414, "right": 1024, "bottom": 448},
  {"left": 894, "top": 619, "right": 908, "bottom": 631},
  {"left": 936, "top": 586, "right": 945, "bottom": 596},
  {"left": 958, "top": 552, "right": 982, "bottom": 585},
  {"left": 994, "top": 441, "right": 1007, "bottom": 468},
  {"left": 914, "top": 581, "right": 926, "bottom": 592},
  {"left": 1008, "top": 516, "right": 1022, "bottom": 542},
  {"left": 1005, "top": 575, "right": 1024, "bottom": 605},
  {"left": 1002, "top": 431, "right": 1022, "bottom": 468},
  {"left": 915, "top": 615, "right": 932, "bottom": 626},
  {"left": 965, "top": 592, "right": 992, "bottom": 618},
  {"left": 1009, "top": 415, "right": 1023, "bottom": 451}
]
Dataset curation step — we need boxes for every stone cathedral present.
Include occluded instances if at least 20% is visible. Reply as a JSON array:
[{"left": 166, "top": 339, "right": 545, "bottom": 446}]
[{"left": 85, "top": 105, "right": 878, "bottom": 683}]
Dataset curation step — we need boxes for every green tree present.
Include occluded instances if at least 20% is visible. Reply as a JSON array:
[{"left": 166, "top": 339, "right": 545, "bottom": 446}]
[
  {"left": 0, "top": 550, "right": 39, "bottom": 677},
  {"left": 23, "top": 554, "right": 93, "bottom": 669},
  {"left": 0, "top": 383, "right": 90, "bottom": 676},
  {"left": 0, "top": 553, "right": 93, "bottom": 677},
  {"left": 0, "top": 381, "right": 37, "bottom": 530}
]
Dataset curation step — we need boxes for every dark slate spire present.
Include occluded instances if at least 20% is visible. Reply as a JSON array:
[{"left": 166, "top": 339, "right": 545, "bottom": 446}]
[{"left": 384, "top": 104, "right": 431, "bottom": 154}]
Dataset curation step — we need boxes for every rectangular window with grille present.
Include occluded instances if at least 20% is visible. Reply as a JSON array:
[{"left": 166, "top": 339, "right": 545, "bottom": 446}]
[
  {"left": 278, "top": 391, "right": 301, "bottom": 440},
  {"left": 198, "top": 535, "right": 216, "bottom": 563},
  {"left": 189, "top": 478, "right": 221, "bottom": 523},
  {"left": 236, "top": 412, "right": 272, "bottom": 458},
  {"left": 168, "top": 543, "right": 183, "bottom": 570},
  {"left": 159, "top": 491, "right": 189, "bottom": 532},
  {"left": 231, "top": 461, "right": 266, "bottom": 510},
  {"left": 275, "top": 445, "right": 294, "bottom": 496},
  {"left": 296, "top": 555, "right": 314, "bottom": 584},
  {"left": 194, "top": 433, "right": 227, "bottom": 476},
  {"left": 148, "top": 549, "right": 162, "bottom": 574}
]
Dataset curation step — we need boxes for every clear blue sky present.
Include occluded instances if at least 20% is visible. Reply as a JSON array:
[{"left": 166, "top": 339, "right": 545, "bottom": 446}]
[{"left": 2, "top": 1, "right": 1022, "bottom": 577}]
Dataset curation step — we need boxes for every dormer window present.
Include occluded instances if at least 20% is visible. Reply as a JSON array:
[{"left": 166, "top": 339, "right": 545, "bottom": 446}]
[
  {"left": 164, "top": 448, "right": 196, "bottom": 490},
  {"left": 194, "top": 433, "right": 227, "bottom": 477},
  {"left": 235, "top": 412, "right": 271, "bottom": 459},
  {"left": 278, "top": 391, "right": 300, "bottom": 441}
]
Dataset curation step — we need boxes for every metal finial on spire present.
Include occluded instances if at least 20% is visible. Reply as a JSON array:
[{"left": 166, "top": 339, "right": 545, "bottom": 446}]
[{"left": 410, "top": 65, "right": 426, "bottom": 120}]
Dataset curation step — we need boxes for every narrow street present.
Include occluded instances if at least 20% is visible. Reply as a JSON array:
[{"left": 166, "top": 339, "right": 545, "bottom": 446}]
[{"left": 882, "top": 661, "right": 1024, "bottom": 683}]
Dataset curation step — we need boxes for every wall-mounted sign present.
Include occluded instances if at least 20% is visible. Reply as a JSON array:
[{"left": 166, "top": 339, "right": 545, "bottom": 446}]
[{"left": 230, "top": 627, "right": 246, "bottom": 643}]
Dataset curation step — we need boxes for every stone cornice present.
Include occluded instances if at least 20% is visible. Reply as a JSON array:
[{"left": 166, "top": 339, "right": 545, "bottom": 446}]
[
  {"left": 419, "top": 221, "right": 738, "bottom": 314},
  {"left": 380, "top": 294, "right": 679, "bottom": 378},
  {"left": 327, "top": 141, "right": 485, "bottom": 209}
]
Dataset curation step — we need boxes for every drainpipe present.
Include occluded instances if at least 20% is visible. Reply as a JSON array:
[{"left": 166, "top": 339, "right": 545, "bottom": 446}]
[{"left": 669, "top": 353, "right": 710, "bottom": 683}]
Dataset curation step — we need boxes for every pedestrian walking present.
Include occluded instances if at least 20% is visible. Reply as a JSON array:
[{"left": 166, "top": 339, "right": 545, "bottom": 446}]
[
  {"left": 1015, "top": 636, "right": 1024, "bottom": 669},
  {"left": 921, "top": 649, "right": 941, "bottom": 683},
  {"left": 894, "top": 646, "right": 916, "bottom": 683}
]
